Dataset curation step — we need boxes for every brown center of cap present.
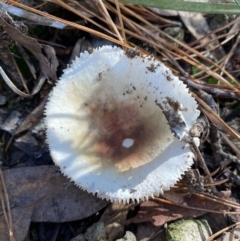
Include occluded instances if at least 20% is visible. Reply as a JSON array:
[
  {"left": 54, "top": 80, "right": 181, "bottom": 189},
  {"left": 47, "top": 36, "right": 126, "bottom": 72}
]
[{"left": 82, "top": 89, "right": 171, "bottom": 171}]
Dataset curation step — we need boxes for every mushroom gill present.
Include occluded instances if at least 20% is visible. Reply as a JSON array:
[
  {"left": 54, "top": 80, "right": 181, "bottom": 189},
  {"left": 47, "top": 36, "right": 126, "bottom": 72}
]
[{"left": 45, "top": 46, "right": 200, "bottom": 203}]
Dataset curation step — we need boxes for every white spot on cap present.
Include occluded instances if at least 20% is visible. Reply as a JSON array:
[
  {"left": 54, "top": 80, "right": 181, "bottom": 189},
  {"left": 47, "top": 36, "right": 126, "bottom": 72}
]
[{"left": 122, "top": 138, "right": 134, "bottom": 148}]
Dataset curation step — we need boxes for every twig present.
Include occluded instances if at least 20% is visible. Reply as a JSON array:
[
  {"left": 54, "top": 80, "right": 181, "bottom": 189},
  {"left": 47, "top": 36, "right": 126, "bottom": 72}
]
[
  {"left": 220, "top": 31, "right": 240, "bottom": 75},
  {"left": 191, "top": 139, "right": 217, "bottom": 193},
  {"left": 224, "top": 168, "right": 240, "bottom": 186},
  {"left": 180, "top": 76, "right": 240, "bottom": 100},
  {"left": 205, "top": 221, "right": 240, "bottom": 241},
  {"left": 197, "top": 91, "right": 240, "bottom": 168},
  {"left": 192, "top": 92, "right": 240, "bottom": 141},
  {"left": 189, "top": 116, "right": 209, "bottom": 143}
]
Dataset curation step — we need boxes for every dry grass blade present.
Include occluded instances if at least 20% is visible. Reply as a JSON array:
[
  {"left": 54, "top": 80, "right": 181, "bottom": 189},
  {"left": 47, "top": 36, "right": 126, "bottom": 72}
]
[
  {"left": 98, "top": 0, "right": 124, "bottom": 43},
  {"left": 114, "top": 0, "right": 127, "bottom": 45},
  {"left": 120, "top": 2, "right": 240, "bottom": 89},
  {"left": 204, "top": 179, "right": 229, "bottom": 186},
  {"left": 0, "top": 39, "right": 45, "bottom": 97},
  {"left": 198, "top": 192, "right": 240, "bottom": 209},
  {"left": 205, "top": 221, "right": 240, "bottom": 241},
  {"left": 0, "top": 66, "right": 31, "bottom": 97},
  {"left": 220, "top": 33, "right": 240, "bottom": 74},
  {"left": 0, "top": 169, "right": 15, "bottom": 241},
  {"left": 103, "top": 0, "right": 240, "bottom": 96},
  {"left": 8, "top": 0, "right": 240, "bottom": 98},
  {"left": 154, "top": 196, "right": 240, "bottom": 215},
  {"left": 49, "top": 0, "right": 117, "bottom": 37},
  {"left": 8, "top": 0, "right": 128, "bottom": 47},
  {"left": 188, "top": 17, "right": 240, "bottom": 50},
  {"left": 221, "top": 133, "right": 240, "bottom": 158}
]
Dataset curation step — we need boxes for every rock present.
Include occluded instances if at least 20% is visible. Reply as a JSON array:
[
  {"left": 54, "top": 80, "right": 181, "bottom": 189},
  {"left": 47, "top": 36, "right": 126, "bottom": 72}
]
[
  {"left": 116, "top": 231, "right": 137, "bottom": 241},
  {"left": 70, "top": 234, "right": 85, "bottom": 241},
  {"left": 166, "top": 219, "right": 212, "bottom": 241},
  {"left": 71, "top": 222, "right": 107, "bottom": 241},
  {"left": 84, "top": 222, "right": 107, "bottom": 241}
]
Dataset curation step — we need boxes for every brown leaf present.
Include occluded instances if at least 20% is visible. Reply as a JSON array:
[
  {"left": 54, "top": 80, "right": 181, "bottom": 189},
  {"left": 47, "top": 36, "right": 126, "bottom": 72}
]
[
  {"left": 0, "top": 10, "right": 24, "bottom": 87},
  {"left": 14, "top": 96, "right": 47, "bottom": 135},
  {"left": 127, "top": 190, "right": 228, "bottom": 227},
  {"left": 126, "top": 200, "right": 186, "bottom": 226},
  {"left": 0, "top": 206, "right": 33, "bottom": 241},
  {"left": 0, "top": 10, "right": 58, "bottom": 80},
  {"left": 1, "top": 165, "right": 108, "bottom": 223}
]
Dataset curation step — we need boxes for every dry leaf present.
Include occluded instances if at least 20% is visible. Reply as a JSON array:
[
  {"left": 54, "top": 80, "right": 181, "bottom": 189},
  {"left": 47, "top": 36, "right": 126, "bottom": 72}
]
[
  {"left": 0, "top": 165, "right": 108, "bottom": 241},
  {"left": 0, "top": 206, "right": 33, "bottom": 241},
  {"left": 178, "top": 12, "right": 224, "bottom": 61},
  {"left": 127, "top": 190, "right": 227, "bottom": 227},
  {"left": 0, "top": 10, "right": 58, "bottom": 81},
  {"left": 1, "top": 165, "right": 108, "bottom": 223},
  {"left": 14, "top": 96, "right": 47, "bottom": 135}
]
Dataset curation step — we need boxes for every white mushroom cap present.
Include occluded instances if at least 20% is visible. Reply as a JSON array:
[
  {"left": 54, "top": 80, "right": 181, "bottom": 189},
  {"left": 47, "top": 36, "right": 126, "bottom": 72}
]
[{"left": 45, "top": 46, "right": 200, "bottom": 203}]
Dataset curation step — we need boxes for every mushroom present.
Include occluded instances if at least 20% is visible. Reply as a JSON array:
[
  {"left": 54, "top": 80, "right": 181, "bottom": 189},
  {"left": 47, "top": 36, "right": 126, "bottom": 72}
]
[{"left": 45, "top": 46, "right": 200, "bottom": 203}]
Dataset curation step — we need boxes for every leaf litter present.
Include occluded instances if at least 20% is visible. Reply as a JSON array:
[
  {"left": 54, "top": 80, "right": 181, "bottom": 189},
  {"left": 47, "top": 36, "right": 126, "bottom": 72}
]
[
  {"left": 0, "top": 166, "right": 108, "bottom": 241},
  {"left": 1, "top": 0, "right": 240, "bottom": 241}
]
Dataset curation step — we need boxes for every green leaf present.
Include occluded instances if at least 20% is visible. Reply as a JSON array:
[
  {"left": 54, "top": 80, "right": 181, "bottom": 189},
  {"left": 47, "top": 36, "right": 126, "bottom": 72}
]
[
  {"left": 235, "top": 0, "right": 240, "bottom": 8},
  {"left": 123, "top": 0, "right": 240, "bottom": 14},
  {"left": 206, "top": 77, "right": 218, "bottom": 84}
]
